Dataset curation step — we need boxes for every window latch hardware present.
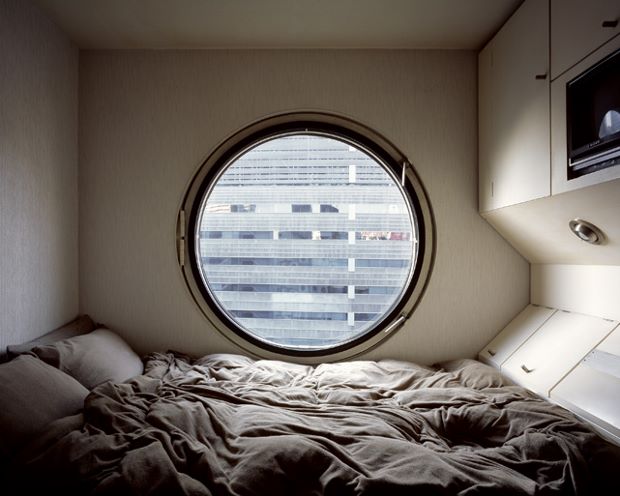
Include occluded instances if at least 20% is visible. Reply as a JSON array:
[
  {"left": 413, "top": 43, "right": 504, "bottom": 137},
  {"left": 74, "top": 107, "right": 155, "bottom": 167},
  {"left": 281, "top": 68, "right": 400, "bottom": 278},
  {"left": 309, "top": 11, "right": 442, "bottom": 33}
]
[
  {"left": 401, "top": 161, "right": 409, "bottom": 187},
  {"left": 177, "top": 210, "right": 186, "bottom": 267},
  {"left": 384, "top": 315, "right": 406, "bottom": 334},
  {"left": 178, "top": 239, "right": 185, "bottom": 266}
]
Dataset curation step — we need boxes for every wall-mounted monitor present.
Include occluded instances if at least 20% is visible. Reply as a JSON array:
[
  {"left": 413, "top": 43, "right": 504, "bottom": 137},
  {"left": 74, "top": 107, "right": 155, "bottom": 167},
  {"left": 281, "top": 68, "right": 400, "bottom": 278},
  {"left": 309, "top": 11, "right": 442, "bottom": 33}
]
[{"left": 567, "top": 48, "right": 620, "bottom": 180}]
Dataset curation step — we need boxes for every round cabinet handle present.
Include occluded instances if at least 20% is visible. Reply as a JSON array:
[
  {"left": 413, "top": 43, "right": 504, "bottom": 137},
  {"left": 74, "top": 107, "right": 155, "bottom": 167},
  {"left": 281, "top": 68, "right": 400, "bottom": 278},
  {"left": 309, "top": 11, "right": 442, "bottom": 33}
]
[
  {"left": 521, "top": 364, "right": 534, "bottom": 374},
  {"left": 602, "top": 20, "right": 618, "bottom": 28},
  {"left": 487, "top": 349, "right": 496, "bottom": 357}
]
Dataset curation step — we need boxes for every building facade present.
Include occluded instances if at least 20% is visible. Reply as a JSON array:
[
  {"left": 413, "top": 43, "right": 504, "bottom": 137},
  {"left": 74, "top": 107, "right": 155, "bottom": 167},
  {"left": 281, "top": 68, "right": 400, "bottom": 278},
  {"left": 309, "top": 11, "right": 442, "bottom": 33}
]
[{"left": 198, "top": 134, "right": 416, "bottom": 349}]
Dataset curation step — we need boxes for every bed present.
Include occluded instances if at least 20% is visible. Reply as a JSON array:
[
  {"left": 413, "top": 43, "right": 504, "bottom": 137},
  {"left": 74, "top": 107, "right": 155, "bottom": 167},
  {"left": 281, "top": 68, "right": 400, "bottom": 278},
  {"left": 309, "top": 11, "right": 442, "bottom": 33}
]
[{"left": 2, "top": 317, "right": 620, "bottom": 495}]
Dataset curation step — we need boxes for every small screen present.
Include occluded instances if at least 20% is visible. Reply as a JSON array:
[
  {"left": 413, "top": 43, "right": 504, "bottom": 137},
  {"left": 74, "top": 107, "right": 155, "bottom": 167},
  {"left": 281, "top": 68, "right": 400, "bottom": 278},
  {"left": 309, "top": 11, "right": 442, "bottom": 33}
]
[{"left": 567, "top": 49, "right": 620, "bottom": 179}]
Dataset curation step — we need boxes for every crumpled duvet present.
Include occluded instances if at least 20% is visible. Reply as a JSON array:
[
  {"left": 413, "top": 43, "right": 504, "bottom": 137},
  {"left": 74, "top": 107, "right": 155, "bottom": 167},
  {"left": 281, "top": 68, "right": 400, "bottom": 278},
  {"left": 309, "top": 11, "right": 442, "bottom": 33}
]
[{"left": 8, "top": 352, "right": 620, "bottom": 495}]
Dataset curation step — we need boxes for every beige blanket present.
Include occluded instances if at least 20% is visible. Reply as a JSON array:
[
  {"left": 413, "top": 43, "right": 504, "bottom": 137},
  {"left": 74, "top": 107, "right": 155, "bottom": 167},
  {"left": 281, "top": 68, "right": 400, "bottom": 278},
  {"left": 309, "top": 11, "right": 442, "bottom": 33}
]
[{"left": 9, "top": 352, "right": 620, "bottom": 494}]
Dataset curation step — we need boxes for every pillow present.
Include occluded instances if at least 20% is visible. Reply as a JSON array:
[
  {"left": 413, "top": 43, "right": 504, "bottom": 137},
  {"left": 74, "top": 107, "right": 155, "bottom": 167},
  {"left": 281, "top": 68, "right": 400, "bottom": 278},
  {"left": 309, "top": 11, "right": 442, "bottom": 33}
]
[
  {"left": 6, "top": 314, "right": 96, "bottom": 358},
  {"left": 32, "top": 328, "right": 144, "bottom": 390},
  {"left": 0, "top": 355, "right": 88, "bottom": 456},
  {"left": 436, "top": 358, "right": 514, "bottom": 389}
]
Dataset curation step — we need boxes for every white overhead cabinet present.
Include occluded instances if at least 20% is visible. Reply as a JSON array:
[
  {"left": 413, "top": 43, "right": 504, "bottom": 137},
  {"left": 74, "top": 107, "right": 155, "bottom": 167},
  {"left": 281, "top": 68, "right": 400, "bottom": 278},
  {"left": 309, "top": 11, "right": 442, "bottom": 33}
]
[
  {"left": 479, "top": 0, "right": 620, "bottom": 214},
  {"left": 551, "top": 0, "right": 620, "bottom": 80},
  {"left": 478, "top": 0, "right": 550, "bottom": 212}
]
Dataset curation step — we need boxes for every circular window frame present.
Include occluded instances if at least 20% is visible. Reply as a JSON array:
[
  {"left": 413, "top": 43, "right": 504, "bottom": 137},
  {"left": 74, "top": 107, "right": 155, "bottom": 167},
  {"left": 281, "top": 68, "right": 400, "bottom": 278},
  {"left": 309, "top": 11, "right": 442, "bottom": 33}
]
[{"left": 178, "top": 112, "right": 435, "bottom": 362}]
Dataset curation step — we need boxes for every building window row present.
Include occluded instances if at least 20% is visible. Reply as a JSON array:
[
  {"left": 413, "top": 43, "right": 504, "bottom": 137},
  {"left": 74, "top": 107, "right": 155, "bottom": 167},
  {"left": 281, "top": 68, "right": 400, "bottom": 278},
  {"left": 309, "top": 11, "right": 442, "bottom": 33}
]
[
  {"left": 210, "top": 283, "right": 399, "bottom": 295},
  {"left": 202, "top": 257, "right": 409, "bottom": 268},
  {"left": 201, "top": 230, "right": 412, "bottom": 241},
  {"left": 231, "top": 310, "right": 378, "bottom": 322}
]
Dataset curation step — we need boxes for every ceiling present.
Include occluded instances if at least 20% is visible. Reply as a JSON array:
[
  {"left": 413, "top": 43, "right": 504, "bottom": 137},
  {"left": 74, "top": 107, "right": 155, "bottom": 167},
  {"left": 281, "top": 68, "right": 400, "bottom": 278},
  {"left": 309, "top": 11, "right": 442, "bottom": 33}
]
[{"left": 33, "top": 0, "right": 523, "bottom": 50}]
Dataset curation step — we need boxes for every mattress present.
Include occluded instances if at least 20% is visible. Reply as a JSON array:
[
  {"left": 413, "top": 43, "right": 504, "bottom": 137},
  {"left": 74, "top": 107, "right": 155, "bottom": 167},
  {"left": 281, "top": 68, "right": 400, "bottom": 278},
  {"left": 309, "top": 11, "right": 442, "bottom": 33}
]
[{"left": 7, "top": 352, "right": 620, "bottom": 495}]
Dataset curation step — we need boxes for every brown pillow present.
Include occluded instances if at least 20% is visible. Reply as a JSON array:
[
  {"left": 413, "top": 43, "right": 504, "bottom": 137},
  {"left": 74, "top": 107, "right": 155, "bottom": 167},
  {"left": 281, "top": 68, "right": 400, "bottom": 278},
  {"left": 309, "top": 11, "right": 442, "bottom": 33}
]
[
  {"left": 32, "top": 328, "right": 143, "bottom": 390},
  {"left": 437, "top": 358, "right": 514, "bottom": 389},
  {"left": 6, "top": 315, "right": 96, "bottom": 358},
  {"left": 0, "top": 355, "right": 88, "bottom": 456}
]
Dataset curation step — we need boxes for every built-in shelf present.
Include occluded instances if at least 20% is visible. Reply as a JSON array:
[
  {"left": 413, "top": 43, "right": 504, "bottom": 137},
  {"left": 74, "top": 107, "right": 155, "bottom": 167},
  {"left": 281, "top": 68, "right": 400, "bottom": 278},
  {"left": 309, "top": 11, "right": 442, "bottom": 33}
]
[
  {"left": 480, "top": 306, "right": 620, "bottom": 444},
  {"left": 551, "top": 325, "right": 620, "bottom": 445}
]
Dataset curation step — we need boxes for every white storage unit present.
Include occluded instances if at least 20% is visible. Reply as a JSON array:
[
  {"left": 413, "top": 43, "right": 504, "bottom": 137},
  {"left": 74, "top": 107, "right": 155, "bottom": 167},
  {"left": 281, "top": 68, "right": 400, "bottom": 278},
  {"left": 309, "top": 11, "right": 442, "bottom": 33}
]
[
  {"left": 551, "top": 325, "right": 620, "bottom": 444},
  {"left": 551, "top": 0, "right": 620, "bottom": 80},
  {"left": 478, "top": 0, "right": 550, "bottom": 212},
  {"left": 479, "top": 0, "right": 620, "bottom": 213},
  {"left": 501, "top": 310, "right": 618, "bottom": 397},
  {"left": 478, "top": 305, "right": 556, "bottom": 368}
]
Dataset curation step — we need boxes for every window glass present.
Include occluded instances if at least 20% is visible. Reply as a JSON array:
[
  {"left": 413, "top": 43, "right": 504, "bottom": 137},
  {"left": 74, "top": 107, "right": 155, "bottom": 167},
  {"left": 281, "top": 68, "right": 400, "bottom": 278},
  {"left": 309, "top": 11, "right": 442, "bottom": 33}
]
[{"left": 195, "top": 133, "right": 418, "bottom": 351}]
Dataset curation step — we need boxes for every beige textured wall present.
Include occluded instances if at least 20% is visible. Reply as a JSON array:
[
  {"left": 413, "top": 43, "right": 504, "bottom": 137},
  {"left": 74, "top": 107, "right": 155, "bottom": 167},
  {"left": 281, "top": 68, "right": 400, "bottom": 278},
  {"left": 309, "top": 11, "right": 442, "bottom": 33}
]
[
  {"left": 0, "top": 0, "right": 78, "bottom": 352},
  {"left": 79, "top": 49, "right": 529, "bottom": 364},
  {"left": 532, "top": 264, "right": 620, "bottom": 321}
]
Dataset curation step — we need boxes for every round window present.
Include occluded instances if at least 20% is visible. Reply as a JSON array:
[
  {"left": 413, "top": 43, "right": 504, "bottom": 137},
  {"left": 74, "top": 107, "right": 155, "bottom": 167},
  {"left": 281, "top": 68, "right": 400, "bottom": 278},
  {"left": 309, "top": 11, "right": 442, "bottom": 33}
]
[{"left": 179, "top": 113, "right": 434, "bottom": 360}]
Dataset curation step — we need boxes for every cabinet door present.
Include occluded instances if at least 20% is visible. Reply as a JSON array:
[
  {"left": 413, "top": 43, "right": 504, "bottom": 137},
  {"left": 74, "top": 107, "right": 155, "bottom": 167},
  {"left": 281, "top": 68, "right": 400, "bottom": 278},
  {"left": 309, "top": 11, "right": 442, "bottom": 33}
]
[
  {"left": 551, "top": 0, "right": 620, "bottom": 80},
  {"left": 551, "top": 325, "right": 620, "bottom": 444},
  {"left": 479, "top": 0, "right": 550, "bottom": 212},
  {"left": 479, "top": 305, "right": 556, "bottom": 368},
  {"left": 501, "top": 310, "right": 617, "bottom": 397}
]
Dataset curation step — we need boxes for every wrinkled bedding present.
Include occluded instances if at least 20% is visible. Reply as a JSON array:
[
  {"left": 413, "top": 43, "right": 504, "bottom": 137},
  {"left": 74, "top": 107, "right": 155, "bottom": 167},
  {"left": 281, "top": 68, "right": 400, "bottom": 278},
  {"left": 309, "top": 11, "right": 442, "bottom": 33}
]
[{"left": 8, "top": 352, "right": 620, "bottom": 495}]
